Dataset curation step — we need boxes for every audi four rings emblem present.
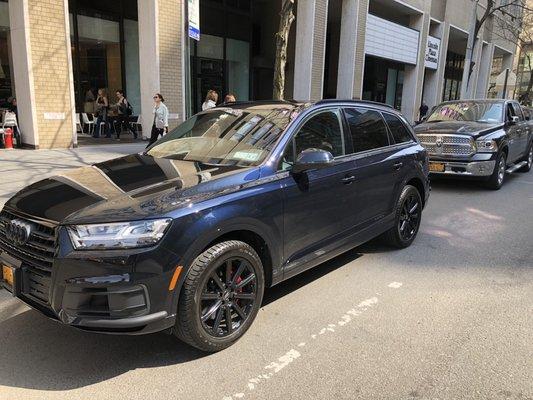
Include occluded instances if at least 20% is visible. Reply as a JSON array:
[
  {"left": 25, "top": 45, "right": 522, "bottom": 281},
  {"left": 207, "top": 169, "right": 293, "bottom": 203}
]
[{"left": 5, "top": 219, "right": 33, "bottom": 246}]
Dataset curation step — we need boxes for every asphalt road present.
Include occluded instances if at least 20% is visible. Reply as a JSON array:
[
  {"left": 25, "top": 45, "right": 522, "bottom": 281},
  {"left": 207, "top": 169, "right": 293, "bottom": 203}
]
[{"left": 0, "top": 146, "right": 532, "bottom": 400}]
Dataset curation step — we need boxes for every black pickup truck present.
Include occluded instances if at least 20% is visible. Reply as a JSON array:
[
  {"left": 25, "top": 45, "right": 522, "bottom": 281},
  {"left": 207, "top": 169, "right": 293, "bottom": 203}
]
[{"left": 414, "top": 100, "right": 533, "bottom": 189}]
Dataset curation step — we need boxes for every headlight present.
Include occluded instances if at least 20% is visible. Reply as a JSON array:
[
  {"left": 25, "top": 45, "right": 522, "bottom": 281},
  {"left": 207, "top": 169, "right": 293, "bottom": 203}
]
[
  {"left": 67, "top": 219, "right": 172, "bottom": 250},
  {"left": 476, "top": 139, "right": 498, "bottom": 152}
]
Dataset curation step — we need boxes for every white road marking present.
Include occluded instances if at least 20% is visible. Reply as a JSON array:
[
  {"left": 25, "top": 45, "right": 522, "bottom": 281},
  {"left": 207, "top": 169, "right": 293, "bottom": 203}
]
[{"left": 222, "top": 284, "right": 402, "bottom": 399}]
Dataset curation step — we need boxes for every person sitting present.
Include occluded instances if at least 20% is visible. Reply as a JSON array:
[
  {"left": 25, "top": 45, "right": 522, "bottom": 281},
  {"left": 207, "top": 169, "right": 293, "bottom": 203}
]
[
  {"left": 202, "top": 90, "right": 218, "bottom": 111},
  {"left": 224, "top": 93, "right": 236, "bottom": 103}
]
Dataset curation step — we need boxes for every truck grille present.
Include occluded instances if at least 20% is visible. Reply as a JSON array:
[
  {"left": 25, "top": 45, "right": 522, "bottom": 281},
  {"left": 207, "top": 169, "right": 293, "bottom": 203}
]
[
  {"left": 0, "top": 209, "right": 57, "bottom": 304},
  {"left": 416, "top": 134, "right": 475, "bottom": 156}
]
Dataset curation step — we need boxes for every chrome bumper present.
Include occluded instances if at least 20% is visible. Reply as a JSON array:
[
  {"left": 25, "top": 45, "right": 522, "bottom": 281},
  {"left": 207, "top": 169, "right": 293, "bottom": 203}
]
[{"left": 430, "top": 160, "right": 496, "bottom": 177}]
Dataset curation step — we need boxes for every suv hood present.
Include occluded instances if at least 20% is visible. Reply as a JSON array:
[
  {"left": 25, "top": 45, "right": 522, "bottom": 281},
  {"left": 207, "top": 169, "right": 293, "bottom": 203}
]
[
  {"left": 4, "top": 153, "right": 259, "bottom": 224},
  {"left": 414, "top": 121, "right": 503, "bottom": 138}
]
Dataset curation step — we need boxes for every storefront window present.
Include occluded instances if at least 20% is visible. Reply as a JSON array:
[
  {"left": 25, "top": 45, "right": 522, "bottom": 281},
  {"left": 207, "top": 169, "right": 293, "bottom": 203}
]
[
  {"left": 69, "top": 0, "right": 139, "bottom": 114},
  {"left": 363, "top": 56, "right": 404, "bottom": 110},
  {"left": 227, "top": 38, "right": 250, "bottom": 102},
  {"left": 443, "top": 51, "right": 464, "bottom": 101},
  {"left": 0, "top": 0, "right": 14, "bottom": 108}
]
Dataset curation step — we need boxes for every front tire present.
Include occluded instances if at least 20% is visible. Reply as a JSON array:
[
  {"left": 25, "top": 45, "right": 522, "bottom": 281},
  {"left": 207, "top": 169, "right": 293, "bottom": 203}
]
[
  {"left": 382, "top": 185, "right": 422, "bottom": 249},
  {"left": 174, "top": 240, "right": 265, "bottom": 352},
  {"left": 485, "top": 152, "right": 506, "bottom": 190},
  {"left": 518, "top": 142, "right": 532, "bottom": 173}
]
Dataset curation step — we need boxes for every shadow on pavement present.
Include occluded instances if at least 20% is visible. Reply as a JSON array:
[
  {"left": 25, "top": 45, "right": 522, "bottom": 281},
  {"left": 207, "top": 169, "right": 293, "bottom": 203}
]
[{"left": 0, "top": 249, "right": 363, "bottom": 391}]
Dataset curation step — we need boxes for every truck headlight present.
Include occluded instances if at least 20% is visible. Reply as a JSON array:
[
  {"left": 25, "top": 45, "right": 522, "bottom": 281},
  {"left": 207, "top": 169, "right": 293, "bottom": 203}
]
[
  {"left": 67, "top": 219, "right": 172, "bottom": 250},
  {"left": 475, "top": 139, "right": 498, "bottom": 152}
]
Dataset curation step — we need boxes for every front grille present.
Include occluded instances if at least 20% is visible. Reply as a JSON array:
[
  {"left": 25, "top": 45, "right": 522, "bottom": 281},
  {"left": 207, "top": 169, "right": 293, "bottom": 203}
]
[
  {"left": 0, "top": 209, "right": 57, "bottom": 304},
  {"left": 417, "top": 134, "right": 475, "bottom": 156}
]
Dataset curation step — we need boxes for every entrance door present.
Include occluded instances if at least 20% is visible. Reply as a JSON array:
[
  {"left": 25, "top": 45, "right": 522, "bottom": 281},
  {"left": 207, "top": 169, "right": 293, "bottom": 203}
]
[{"left": 195, "top": 58, "right": 225, "bottom": 112}]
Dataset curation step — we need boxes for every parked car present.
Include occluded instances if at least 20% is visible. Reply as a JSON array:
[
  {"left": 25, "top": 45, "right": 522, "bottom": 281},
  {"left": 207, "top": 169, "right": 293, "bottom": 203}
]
[
  {"left": 414, "top": 100, "right": 533, "bottom": 189},
  {"left": 0, "top": 100, "right": 429, "bottom": 352}
]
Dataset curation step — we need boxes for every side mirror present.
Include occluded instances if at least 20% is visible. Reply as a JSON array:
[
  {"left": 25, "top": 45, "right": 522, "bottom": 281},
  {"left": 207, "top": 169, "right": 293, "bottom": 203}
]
[
  {"left": 508, "top": 116, "right": 520, "bottom": 125},
  {"left": 291, "top": 148, "right": 334, "bottom": 174}
]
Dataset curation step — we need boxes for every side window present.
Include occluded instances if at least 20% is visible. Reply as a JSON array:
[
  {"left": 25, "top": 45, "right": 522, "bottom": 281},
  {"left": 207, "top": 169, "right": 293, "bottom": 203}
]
[
  {"left": 383, "top": 113, "right": 413, "bottom": 144},
  {"left": 512, "top": 103, "right": 524, "bottom": 121},
  {"left": 506, "top": 103, "right": 517, "bottom": 121},
  {"left": 293, "top": 110, "right": 345, "bottom": 158},
  {"left": 345, "top": 107, "right": 390, "bottom": 152}
]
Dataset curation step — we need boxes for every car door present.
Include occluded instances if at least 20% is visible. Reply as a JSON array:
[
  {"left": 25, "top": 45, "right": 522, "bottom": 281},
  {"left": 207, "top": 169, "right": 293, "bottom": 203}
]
[
  {"left": 505, "top": 102, "right": 523, "bottom": 162},
  {"left": 343, "top": 107, "right": 406, "bottom": 230},
  {"left": 280, "top": 108, "right": 359, "bottom": 276},
  {"left": 512, "top": 102, "right": 529, "bottom": 157}
]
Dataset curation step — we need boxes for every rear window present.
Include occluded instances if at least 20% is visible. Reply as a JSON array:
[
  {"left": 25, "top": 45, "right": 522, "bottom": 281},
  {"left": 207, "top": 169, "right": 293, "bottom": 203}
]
[{"left": 383, "top": 113, "right": 412, "bottom": 144}]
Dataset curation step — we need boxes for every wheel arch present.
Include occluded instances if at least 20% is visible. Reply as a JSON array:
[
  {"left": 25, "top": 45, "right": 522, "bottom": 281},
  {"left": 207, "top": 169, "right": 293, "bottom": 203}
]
[{"left": 405, "top": 176, "right": 426, "bottom": 206}]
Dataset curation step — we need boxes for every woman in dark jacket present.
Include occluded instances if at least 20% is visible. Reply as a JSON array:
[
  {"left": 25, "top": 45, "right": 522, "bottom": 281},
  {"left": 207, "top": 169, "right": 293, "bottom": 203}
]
[{"left": 93, "top": 88, "right": 109, "bottom": 138}]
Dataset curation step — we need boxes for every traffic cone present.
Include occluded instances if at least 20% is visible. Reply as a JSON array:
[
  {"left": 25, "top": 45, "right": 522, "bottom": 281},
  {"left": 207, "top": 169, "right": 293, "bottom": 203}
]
[{"left": 4, "top": 128, "right": 14, "bottom": 150}]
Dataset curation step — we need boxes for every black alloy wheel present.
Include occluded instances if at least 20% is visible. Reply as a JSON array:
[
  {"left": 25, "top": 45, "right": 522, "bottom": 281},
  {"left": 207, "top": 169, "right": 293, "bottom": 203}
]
[
  {"left": 199, "top": 257, "right": 257, "bottom": 337},
  {"left": 174, "top": 240, "right": 265, "bottom": 352},
  {"left": 382, "top": 185, "right": 422, "bottom": 248},
  {"left": 398, "top": 192, "right": 421, "bottom": 242}
]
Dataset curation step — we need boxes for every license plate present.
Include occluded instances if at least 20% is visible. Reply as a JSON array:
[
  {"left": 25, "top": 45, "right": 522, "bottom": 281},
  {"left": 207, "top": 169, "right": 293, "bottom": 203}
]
[
  {"left": 2, "top": 264, "right": 14, "bottom": 291},
  {"left": 429, "top": 162, "right": 445, "bottom": 172}
]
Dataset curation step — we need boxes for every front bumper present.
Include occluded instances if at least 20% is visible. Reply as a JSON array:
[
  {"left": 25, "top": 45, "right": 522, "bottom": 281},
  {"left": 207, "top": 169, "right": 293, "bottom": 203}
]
[
  {"left": 430, "top": 159, "right": 496, "bottom": 177},
  {"left": 1, "top": 232, "right": 181, "bottom": 335}
]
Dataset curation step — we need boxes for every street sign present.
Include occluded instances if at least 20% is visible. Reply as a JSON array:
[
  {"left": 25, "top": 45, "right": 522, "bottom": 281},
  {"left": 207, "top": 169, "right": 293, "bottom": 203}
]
[{"left": 188, "top": 0, "right": 200, "bottom": 41}]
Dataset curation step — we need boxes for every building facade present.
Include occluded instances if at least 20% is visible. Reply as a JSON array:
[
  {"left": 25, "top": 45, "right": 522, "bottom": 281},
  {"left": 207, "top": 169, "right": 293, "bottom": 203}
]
[{"left": 0, "top": 0, "right": 522, "bottom": 149}]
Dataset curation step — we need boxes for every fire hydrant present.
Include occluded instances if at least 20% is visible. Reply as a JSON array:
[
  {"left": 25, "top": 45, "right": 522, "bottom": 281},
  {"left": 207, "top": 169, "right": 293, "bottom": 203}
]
[{"left": 3, "top": 128, "right": 14, "bottom": 149}]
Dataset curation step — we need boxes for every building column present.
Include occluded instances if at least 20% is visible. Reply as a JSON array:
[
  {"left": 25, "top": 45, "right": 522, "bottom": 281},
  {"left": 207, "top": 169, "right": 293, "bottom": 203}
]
[
  {"left": 9, "top": 0, "right": 76, "bottom": 149},
  {"left": 475, "top": 43, "right": 495, "bottom": 98},
  {"left": 138, "top": 0, "right": 185, "bottom": 139},
  {"left": 401, "top": 12, "right": 430, "bottom": 123},
  {"left": 293, "top": 0, "right": 329, "bottom": 100},
  {"left": 423, "top": 22, "right": 450, "bottom": 109},
  {"left": 461, "top": 38, "right": 483, "bottom": 99},
  {"left": 336, "top": 0, "right": 359, "bottom": 99}
]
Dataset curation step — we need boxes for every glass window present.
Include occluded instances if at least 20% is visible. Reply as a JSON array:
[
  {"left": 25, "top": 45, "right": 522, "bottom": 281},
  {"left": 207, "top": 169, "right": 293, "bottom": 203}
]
[
  {"left": 293, "top": 110, "right": 345, "bottom": 158},
  {"left": 428, "top": 102, "right": 504, "bottom": 123},
  {"left": 226, "top": 39, "right": 250, "bottom": 101},
  {"left": 0, "top": 0, "right": 13, "bottom": 108},
  {"left": 345, "top": 108, "right": 390, "bottom": 152},
  {"left": 383, "top": 113, "right": 412, "bottom": 144},
  {"left": 146, "top": 107, "right": 293, "bottom": 167},
  {"left": 511, "top": 102, "right": 524, "bottom": 120}
]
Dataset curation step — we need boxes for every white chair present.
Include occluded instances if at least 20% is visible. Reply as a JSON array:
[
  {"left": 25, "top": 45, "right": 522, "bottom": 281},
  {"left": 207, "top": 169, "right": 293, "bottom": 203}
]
[
  {"left": 132, "top": 115, "right": 142, "bottom": 136},
  {"left": 81, "top": 113, "right": 95, "bottom": 135},
  {"left": 75, "top": 113, "right": 83, "bottom": 133}
]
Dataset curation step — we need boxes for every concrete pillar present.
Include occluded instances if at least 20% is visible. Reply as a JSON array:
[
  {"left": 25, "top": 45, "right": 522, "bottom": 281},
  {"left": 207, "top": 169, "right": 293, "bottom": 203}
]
[
  {"left": 138, "top": 0, "right": 185, "bottom": 139},
  {"left": 475, "top": 43, "right": 495, "bottom": 98},
  {"left": 293, "top": 0, "right": 329, "bottom": 100},
  {"left": 462, "top": 39, "right": 483, "bottom": 99},
  {"left": 422, "top": 22, "right": 449, "bottom": 109},
  {"left": 353, "top": 0, "right": 369, "bottom": 99},
  {"left": 336, "top": 0, "right": 359, "bottom": 99},
  {"left": 9, "top": 0, "right": 76, "bottom": 149},
  {"left": 401, "top": 12, "right": 430, "bottom": 123}
]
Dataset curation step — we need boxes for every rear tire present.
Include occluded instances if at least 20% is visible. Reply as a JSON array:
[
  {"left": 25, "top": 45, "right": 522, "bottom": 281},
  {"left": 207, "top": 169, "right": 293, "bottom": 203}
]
[
  {"left": 518, "top": 142, "right": 532, "bottom": 173},
  {"left": 485, "top": 152, "right": 506, "bottom": 190},
  {"left": 382, "top": 185, "right": 422, "bottom": 249},
  {"left": 174, "top": 240, "right": 265, "bottom": 352}
]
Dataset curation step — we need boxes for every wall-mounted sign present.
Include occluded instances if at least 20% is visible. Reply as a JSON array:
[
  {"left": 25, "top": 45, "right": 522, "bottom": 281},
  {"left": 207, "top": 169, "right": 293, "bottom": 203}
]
[
  {"left": 188, "top": 0, "right": 200, "bottom": 41},
  {"left": 425, "top": 36, "right": 441, "bottom": 70}
]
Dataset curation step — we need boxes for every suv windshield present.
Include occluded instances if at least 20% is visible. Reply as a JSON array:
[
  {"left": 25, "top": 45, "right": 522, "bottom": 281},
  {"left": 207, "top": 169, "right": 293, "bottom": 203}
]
[
  {"left": 426, "top": 102, "right": 503, "bottom": 124},
  {"left": 146, "top": 105, "right": 298, "bottom": 166}
]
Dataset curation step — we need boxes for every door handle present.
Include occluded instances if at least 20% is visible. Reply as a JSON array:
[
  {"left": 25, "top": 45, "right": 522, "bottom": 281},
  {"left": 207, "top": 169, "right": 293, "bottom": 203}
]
[
  {"left": 393, "top": 162, "right": 403, "bottom": 170},
  {"left": 341, "top": 175, "right": 356, "bottom": 184}
]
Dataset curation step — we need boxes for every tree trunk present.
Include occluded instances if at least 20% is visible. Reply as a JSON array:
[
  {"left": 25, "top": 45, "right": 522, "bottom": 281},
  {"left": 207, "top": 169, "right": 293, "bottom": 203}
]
[{"left": 273, "top": 0, "right": 295, "bottom": 100}]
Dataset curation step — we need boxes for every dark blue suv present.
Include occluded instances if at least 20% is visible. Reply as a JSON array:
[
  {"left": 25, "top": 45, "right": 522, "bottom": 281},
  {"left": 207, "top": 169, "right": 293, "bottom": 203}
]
[{"left": 0, "top": 100, "right": 429, "bottom": 351}]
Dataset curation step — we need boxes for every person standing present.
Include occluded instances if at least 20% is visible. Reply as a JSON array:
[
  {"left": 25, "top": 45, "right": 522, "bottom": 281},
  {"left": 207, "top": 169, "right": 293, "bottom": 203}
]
[
  {"left": 147, "top": 93, "right": 168, "bottom": 147},
  {"left": 114, "top": 90, "right": 137, "bottom": 139},
  {"left": 202, "top": 90, "right": 218, "bottom": 110},
  {"left": 93, "top": 88, "right": 109, "bottom": 138},
  {"left": 224, "top": 93, "right": 236, "bottom": 103},
  {"left": 419, "top": 102, "right": 429, "bottom": 122}
]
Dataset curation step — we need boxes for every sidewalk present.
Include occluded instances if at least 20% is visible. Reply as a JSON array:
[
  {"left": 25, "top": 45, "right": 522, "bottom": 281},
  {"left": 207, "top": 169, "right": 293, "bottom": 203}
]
[{"left": 0, "top": 143, "right": 145, "bottom": 207}]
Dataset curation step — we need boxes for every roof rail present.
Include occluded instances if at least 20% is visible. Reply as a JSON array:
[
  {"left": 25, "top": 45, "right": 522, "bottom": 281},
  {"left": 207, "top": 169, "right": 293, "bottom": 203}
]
[{"left": 315, "top": 98, "right": 396, "bottom": 109}]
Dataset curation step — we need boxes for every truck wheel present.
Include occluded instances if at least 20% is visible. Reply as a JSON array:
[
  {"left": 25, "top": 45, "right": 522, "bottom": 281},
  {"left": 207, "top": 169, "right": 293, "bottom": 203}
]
[
  {"left": 485, "top": 152, "right": 506, "bottom": 190},
  {"left": 518, "top": 143, "right": 532, "bottom": 173},
  {"left": 174, "top": 240, "right": 265, "bottom": 352},
  {"left": 382, "top": 185, "right": 422, "bottom": 249}
]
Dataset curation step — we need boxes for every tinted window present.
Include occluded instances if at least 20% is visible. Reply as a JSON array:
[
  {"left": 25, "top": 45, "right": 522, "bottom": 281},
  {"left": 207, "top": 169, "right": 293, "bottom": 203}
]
[
  {"left": 511, "top": 103, "right": 524, "bottom": 121},
  {"left": 345, "top": 108, "right": 390, "bottom": 152},
  {"left": 383, "top": 113, "right": 412, "bottom": 144},
  {"left": 294, "top": 110, "right": 345, "bottom": 158}
]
